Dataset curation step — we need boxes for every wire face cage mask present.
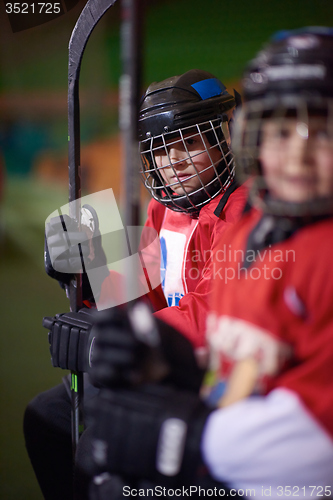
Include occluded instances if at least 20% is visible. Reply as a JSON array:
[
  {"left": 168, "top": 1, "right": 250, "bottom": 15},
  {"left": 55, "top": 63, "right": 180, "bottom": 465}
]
[
  {"left": 139, "top": 117, "right": 235, "bottom": 216},
  {"left": 233, "top": 95, "right": 333, "bottom": 217}
]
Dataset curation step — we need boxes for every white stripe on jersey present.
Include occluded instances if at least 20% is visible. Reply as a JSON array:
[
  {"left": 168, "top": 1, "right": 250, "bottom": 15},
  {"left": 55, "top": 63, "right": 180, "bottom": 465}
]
[{"left": 160, "top": 228, "right": 186, "bottom": 307}]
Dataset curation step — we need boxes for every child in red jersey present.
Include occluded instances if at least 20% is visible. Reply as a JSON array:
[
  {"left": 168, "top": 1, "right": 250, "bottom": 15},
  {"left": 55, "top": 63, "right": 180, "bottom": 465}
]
[
  {"left": 203, "top": 27, "right": 333, "bottom": 493},
  {"left": 45, "top": 69, "right": 247, "bottom": 350},
  {"left": 98, "top": 70, "right": 248, "bottom": 349}
]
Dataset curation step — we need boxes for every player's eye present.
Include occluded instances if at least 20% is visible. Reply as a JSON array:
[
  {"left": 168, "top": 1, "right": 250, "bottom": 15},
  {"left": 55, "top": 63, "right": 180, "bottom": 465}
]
[{"left": 185, "top": 136, "right": 200, "bottom": 147}]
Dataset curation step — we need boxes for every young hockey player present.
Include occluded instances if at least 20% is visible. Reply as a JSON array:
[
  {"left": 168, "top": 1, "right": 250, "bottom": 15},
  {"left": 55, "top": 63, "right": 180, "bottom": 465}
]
[
  {"left": 24, "top": 70, "right": 247, "bottom": 500},
  {"left": 44, "top": 69, "right": 247, "bottom": 350},
  {"left": 98, "top": 68, "right": 247, "bottom": 348},
  {"left": 81, "top": 28, "right": 333, "bottom": 498}
]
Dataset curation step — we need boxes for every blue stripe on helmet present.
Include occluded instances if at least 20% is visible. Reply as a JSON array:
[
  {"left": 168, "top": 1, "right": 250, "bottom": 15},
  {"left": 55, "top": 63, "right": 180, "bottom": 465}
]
[
  {"left": 191, "top": 78, "right": 227, "bottom": 100},
  {"left": 272, "top": 26, "right": 333, "bottom": 42}
]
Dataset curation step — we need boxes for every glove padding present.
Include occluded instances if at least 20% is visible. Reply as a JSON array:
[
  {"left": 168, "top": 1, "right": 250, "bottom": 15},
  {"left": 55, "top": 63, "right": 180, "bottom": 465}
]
[
  {"left": 86, "top": 385, "right": 214, "bottom": 488},
  {"left": 44, "top": 213, "right": 108, "bottom": 301},
  {"left": 42, "top": 307, "right": 96, "bottom": 372},
  {"left": 89, "top": 302, "right": 205, "bottom": 392}
]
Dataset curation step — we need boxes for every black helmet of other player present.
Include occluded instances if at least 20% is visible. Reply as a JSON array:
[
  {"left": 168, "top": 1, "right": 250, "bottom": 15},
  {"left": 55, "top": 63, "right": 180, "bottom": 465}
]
[
  {"left": 139, "top": 69, "right": 237, "bottom": 216},
  {"left": 233, "top": 26, "right": 333, "bottom": 216}
]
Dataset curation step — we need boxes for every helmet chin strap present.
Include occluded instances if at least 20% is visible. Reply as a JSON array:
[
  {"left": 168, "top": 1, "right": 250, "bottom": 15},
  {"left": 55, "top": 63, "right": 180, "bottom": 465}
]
[{"left": 243, "top": 207, "right": 333, "bottom": 271}]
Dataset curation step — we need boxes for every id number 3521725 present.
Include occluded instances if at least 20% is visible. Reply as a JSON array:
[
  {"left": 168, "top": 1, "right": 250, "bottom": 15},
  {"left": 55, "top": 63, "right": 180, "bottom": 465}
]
[
  {"left": 275, "top": 486, "right": 332, "bottom": 496},
  {"left": 5, "top": 3, "right": 61, "bottom": 14}
]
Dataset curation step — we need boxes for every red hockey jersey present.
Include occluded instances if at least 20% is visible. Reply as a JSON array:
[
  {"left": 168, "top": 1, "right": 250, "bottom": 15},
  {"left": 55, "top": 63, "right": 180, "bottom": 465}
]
[
  {"left": 207, "top": 208, "right": 333, "bottom": 439},
  {"left": 99, "top": 183, "right": 248, "bottom": 348},
  {"left": 145, "top": 184, "right": 248, "bottom": 348}
]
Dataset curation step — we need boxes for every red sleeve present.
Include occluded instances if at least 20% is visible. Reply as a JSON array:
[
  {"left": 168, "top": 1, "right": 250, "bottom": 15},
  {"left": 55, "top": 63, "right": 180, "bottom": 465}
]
[{"left": 144, "top": 198, "right": 165, "bottom": 232}]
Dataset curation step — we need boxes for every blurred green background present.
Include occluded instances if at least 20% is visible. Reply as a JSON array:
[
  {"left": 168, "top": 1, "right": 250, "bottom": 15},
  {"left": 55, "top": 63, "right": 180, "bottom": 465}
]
[{"left": 1, "top": 0, "right": 333, "bottom": 498}]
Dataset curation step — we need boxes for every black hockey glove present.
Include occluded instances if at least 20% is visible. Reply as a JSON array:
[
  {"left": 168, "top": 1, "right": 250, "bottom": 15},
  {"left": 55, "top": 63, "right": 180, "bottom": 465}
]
[
  {"left": 85, "top": 385, "right": 216, "bottom": 489},
  {"left": 42, "top": 307, "right": 97, "bottom": 372},
  {"left": 44, "top": 211, "right": 109, "bottom": 302},
  {"left": 89, "top": 302, "right": 205, "bottom": 392}
]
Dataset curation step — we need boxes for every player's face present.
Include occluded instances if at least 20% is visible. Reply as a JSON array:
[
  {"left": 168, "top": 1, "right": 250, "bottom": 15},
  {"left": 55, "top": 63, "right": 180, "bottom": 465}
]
[
  {"left": 260, "top": 117, "right": 333, "bottom": 203},
  {"left": 153, "top": 131, "right": 222, "bottom": 195}
]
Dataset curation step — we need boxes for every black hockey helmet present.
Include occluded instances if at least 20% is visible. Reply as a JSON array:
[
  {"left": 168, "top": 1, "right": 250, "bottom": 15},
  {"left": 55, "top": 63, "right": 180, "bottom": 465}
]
[
  {"left": 242, "top": 26, "right": 333, "bottom": 102},
  {"left": 233, "top": 26, "right": 333, "bottom": 216},
  {"left": 139, "top": 69, "right": 237, "bottom": 215}
]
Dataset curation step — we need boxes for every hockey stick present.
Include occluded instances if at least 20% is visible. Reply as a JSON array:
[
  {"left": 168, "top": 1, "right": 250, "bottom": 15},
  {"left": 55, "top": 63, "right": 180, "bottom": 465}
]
[
  {"left": 67, "top": 0, "right": 118, "bottom": 456},
  {"left": 119, "top": 0, "right": 143, "bottom": 301}
]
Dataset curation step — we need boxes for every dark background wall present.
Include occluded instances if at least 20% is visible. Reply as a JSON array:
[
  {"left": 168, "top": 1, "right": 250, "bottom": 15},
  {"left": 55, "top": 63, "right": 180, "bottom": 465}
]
[{"left": 1, "top": 1, "right": 332, "bottom": 498}]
